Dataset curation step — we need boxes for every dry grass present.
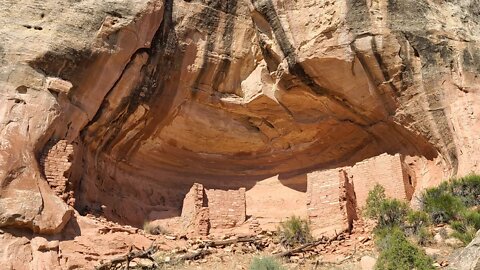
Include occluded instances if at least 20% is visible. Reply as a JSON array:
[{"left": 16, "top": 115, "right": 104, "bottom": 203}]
[{"left": 143, "top": 221, "right": 168, "bottom": 235}]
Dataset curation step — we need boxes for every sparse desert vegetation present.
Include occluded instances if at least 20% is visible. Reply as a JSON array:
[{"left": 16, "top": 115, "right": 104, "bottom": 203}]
[
  {"left": 374, "top": 227, "right": 435, "bottom": 270},
  {"left": 421, "top": 174, "right": 480, "bottom": 245},
  {"left": 364, "top": 184, "right": 434, "bottom": 270},
  {"left": 362, "top": 175, "right": 480, "bottom": 269},
  {"left": 143, "top": 221, "right": 168, "bottom": 235},
  {"left": 277, "top": 215, "right": 313, "bottom": 248},
  {"left": 249, "top": 256, "right": 285, "bottom": 270}
]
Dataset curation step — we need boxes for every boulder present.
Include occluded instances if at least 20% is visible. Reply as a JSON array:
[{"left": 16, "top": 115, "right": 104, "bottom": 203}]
[{"left": 449, "top": 230, "right": 480, "bottom": 270}]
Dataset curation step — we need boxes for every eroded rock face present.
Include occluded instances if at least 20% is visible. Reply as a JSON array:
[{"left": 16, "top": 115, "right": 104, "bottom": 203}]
[
  {"left": 1, "top": 0, "right": 479, "bottom": 233},
  {"left": 449, "top": 230, "right": 480, "bottom": 270}
]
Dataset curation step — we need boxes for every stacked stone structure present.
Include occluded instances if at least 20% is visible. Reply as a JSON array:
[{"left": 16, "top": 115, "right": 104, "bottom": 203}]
[
  {"left": 40, "top": 140, "right": 75, "bottom": 206},
  {"left": 179, "top": 154, "right": 414, "bottom": 236},
  {"left": 307, "top": 154, "right": 415, "bottom": 235},
  {"left": 346, "top": 154, "right": 415, "bottom": 207},
  {"left": 181, "top": 183, "right": 246, "bottom": 235}
]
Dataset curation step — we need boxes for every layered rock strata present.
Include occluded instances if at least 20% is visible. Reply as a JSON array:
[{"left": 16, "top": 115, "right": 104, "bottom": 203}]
[{"left": 0, "top": 0, "right": 479, "bottom": 237}]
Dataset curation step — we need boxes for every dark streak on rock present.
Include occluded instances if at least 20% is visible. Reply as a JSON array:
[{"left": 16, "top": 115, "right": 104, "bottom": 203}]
[
  {"left": 84, "top": 0, "right": 181, "bottom": 161},
  {"left": 212, "top": 1, "right": 239, "bottom": 92},
  {"left": 402, "top": 32, "right": 458, "bottom": 173},
  {"left": 462, "top": 47, "right": 480, "bottom": 73},
  {"left": 191, "top": 1, "right": 225, "bottom": 95},
  {"left": 395, "top": 34, "right": 415, "bottom": 92},
  {"left": 254, "top": 27, "right": 280, "bottom": 73},
  {"left": 109, "top": 0, "right": 180, "bottom": 157},
  {"left": 2, "top": 166, "right": 26, "bottom": 189},
  {"left": 191, "top": 0, "right": 241, "bottom": 96},
  {"left": 387, "top": 0, "right": 428, "bottom": 29},
  {"left": 370, "top": 37, "right": 400, "bottom": 97},
  {"left": 82, "top": 48, "right": 150, "bottom": 133},
  {"left": 28, "top": 48, "right": 95, "bottom": 84},
  {"left": 251, "top": 0, "right": 371, "bottom": 124},
  {"left": 350, "top": 40, "right": 395, "bottom": 116},
  {"left": 469, "top": 0, "right": 480, "bottom": 17},
  {"left": 0, "top": 45, "right": 5, "bottom": 65},
  {"left": 345, "top": 0, "right": 371, "bottom": 33},
  {"left": 250, "top": 0, "right": 297, "bottom": 72}
]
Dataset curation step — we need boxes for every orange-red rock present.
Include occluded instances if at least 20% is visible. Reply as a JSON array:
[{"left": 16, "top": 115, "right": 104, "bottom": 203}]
[{"left": 0, "top": 0, "right": 479, "bottom": 268}]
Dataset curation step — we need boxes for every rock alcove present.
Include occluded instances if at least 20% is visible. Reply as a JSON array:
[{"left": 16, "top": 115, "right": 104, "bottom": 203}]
[{"left": 1, "top": 0, "right": 479, "bottom": 235}]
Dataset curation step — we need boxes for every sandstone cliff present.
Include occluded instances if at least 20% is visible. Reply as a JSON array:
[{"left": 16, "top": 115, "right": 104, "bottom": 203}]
[{"left": 0, "top": 0, "right": 479, "bottom": 268}]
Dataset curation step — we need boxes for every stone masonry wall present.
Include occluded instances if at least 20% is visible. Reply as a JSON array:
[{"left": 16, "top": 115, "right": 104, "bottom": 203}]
[
  {"left": 180, "top": 154, "right": 413, "bottom": 236},
  {"left": 347, "top": 153, "right": 413, "bottom": 208},
  {"left": 307, "top": 169, "right": 347, "bottom": 235},
  {"left": 40, "top": 140, "right": 75, "bottom": 206},
  {"left": 339, "top": 170, "right": 358, "bottom": 233},
  {"left": 401, "top": 156, "right": 417, "bottom": 201},
  {"left": 180, "top": 183, "right": 209, "bottom": 235},
  {"left": 205, "top": 188, "right": 246, "bottom": 230},
  {"left": 307, "top": 154, "right": 414, "bottom": 235},
  {"left": 181, "top": 183, "right": 246, "bottom": 235}
]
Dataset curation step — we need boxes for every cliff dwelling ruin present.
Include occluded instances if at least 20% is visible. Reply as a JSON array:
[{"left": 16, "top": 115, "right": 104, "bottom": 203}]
[
  {"left": 1, "top": 0, "right": 479, "bottom": 268},
  {"left": 160, "top": 153, "right": 416, "bottom": 237},
  {"left": 39, "top": 138, "right": 418, "bottom": 237}
]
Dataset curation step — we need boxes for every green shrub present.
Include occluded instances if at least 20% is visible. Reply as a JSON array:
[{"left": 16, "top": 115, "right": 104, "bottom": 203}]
[
  {"left": 406, "top": 210, "right": 432, "bottom": 245},
  {"left": 143, "top": 221, "right": 167, "bottom": 235},
  {"left": 249, "top": 257, "right": 284, "bottom": 270},
  {"left": 415, "top": 227, "right": 433, "bottom": 246},
  {"left": 277, "top": 216, "right": 313, "bottom": 247},
  {"left": 450, "top": 209, "right": 480, "bottom": 245},
  {"left": 448, "top": 174, "right": 480, "bottom": 207},
  {"left": 407, "top": 210, "right": 430, "bottom": 234},
  {"left": 364, "top": 184, "right": 409, "bottom": 229},
  {"left": 421, "top": 174, "right": 480, "bottom": 246},
  {"left": 463, "top": 209, "right": 480, "bottom": 228},
  {"left": 374, "top": 227, "right": 435, "bottom": 270},
  {"left": 407, "top": 210, "right": 430, "bottom": 232},
  {"left": 364, "top": 184, "right": 387, "bottom": 219},
  {"left": 422, "top": 174, "right": 480, "bottom": 224},
  {"left": 422, "top": 188, "right": 465, "bottom": 224},
  {"left": 377, "top": 199, "right": 409, "bottom": 228},
  {"left": 451, "top": 222, "right": 477, "bottom": 245}
]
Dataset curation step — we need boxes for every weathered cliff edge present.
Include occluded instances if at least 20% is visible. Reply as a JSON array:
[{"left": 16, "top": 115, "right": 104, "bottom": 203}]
[{"left": 0, "top": 0, "right": 479, "bottom": 268}]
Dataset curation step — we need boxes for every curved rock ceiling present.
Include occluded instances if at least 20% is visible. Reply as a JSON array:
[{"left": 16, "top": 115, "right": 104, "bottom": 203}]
[
  {"left": 77, "top": 0, "right": 441, "bottom": 178},
  {"left": 1, "top": 0, "right": 479, "bottom": 230}
]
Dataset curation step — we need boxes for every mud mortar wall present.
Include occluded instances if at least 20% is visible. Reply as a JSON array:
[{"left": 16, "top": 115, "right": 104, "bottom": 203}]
[
  {"left": 347, "top": 154, "right": 414, "bottom": 208},
  {"left": 180, "top": 183, "right": 246, "bottom": 235},
  {"left": 40, "top": 140, "right": 75, "bottom": 206},
  {"left": 206, "top": 188, "right": 246, "bottom": 230},
  {"left": 306, "top": 154, "right": 413, "bottom": 235},
  {"left": 307, "top": 169, "right": 348, "bottom": 235}
]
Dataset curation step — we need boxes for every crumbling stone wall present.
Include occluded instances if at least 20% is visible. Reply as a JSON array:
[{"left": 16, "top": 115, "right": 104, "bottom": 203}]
[
  {"left": 401, "top": 156, "right": 417, "bottom": 201},
  {"left": 40, "top": 140, "right": 75, "bottom": 206},
  {"left": 307, "top": 154, "right": 414, "bottom": 234},
  {"left": 180, "top": 183, "right": 246, "bottom": 235},
  {"left": 180, "top": 154, "right": 414, "bottom": 236},
  {"left": 180, "top": 183, "right": 209, "bottom": 235},
  {"left": 339, "top": 170, "right": 358, "bottom": 233},
  {"left": 206, "top": 188, "right": 246, "bottom": 230},
  {"left": 347, "top": 153, "right": 414, "bottom": 208},
  {"left": 307, "top": 169, "right": 348, "bottom": 234}
]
